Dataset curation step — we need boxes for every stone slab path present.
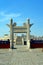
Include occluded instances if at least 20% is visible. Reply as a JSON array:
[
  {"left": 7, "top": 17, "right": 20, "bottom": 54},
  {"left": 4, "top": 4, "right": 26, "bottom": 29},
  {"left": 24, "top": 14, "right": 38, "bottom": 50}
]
[{"left": 0, "top": 46, "right": 43, "bottom": 65}]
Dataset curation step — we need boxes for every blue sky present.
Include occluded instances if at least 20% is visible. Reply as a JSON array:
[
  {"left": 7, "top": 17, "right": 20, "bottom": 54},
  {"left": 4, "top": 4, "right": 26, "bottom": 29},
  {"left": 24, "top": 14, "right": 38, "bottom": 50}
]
[{"left": 0, "top": 0, "right": 43, "bottom": 37}]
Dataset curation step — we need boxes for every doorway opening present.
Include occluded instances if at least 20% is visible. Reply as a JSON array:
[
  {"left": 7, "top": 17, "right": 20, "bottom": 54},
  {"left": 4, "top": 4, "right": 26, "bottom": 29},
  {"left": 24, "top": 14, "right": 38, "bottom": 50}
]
[{"left": 24, "top": 41, "right": 27, "bottom": 45}]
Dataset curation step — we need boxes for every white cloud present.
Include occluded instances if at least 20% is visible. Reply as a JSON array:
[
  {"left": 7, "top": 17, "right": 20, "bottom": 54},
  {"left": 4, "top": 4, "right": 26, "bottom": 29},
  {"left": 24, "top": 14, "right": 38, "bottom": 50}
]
[{"left": 0, "top": 11, "right": 21, "bottom": 22}]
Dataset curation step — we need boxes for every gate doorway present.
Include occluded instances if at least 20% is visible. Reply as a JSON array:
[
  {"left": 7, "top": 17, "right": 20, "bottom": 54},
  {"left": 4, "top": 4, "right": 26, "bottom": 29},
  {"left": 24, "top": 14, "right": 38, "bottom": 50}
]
[
  {"left": 24, "top": 41, "right": 27, "bottom": 45},
  {"left": 16, "top": 36, "right": 22, "bottom": 45}
]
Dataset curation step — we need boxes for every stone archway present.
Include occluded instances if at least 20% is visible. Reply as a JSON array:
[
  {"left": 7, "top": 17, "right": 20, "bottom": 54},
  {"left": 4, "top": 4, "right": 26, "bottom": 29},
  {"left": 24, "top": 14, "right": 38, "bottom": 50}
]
[{"left": 7, "top": 18, "right": 33, "bottom": 49}]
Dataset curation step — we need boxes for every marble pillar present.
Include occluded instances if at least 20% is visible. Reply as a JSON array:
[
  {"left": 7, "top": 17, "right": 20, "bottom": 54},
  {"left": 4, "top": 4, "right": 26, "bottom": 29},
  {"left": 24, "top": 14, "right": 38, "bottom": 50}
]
[
  {"left": 10, "top": 18, "right": 14, "bottom": 49},
  {"left": 27, "top": 19, "right": 30, "bottom": 49},
  {"left": 22, "top": 37, "right": 24, "bottom": 45}
]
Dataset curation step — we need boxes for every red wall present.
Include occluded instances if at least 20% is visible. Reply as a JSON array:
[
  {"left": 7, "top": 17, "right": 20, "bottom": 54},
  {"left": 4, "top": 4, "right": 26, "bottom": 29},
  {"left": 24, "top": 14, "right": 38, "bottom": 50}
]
[
  {"left": 30, "top": 43, "right": 43, "bottom": 48},
  {"left": 0, "top": 44, "right": 10, "bottom": 48},
  {"left": 0, "top": 40, "right": 10, "bottom": 48}
]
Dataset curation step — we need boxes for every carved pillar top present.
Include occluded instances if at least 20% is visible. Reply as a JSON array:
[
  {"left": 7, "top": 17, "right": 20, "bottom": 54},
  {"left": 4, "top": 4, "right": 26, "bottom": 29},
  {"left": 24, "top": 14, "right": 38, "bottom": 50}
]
[
  {"left": 10, "top": 18, "right": 13, "bottom": 25},
  {"left": 27, "top": 18, "right": 30, "bottom": 24}
]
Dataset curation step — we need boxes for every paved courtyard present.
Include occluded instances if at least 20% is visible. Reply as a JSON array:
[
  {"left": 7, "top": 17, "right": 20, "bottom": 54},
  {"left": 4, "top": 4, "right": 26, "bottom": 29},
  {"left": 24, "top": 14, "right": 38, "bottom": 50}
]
[{"left": 0, "top": 45, "right": 43, "bottom": 65}]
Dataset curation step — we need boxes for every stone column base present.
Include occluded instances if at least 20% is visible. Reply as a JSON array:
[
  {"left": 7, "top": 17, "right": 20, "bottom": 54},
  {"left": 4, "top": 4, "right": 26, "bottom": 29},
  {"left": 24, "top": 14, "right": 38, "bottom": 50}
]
[
  {"left": 27, "top": 40, "right": 30, "bottom": 49},
  {"left": 42, "top": 48, "right": 43, "bottom": 52},
  {"left": 9, "top": 48, "right": 12, "bottom": 51},
  {"left": 10, "top": 40, "right": 14, "bottom": 49}
]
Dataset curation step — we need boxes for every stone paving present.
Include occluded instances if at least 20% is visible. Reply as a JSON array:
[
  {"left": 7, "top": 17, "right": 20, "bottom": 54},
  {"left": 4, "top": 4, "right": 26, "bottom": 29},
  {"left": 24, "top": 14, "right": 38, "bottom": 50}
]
[{"left": 0, "top": 45, "right": 43, "bottom": 65}]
